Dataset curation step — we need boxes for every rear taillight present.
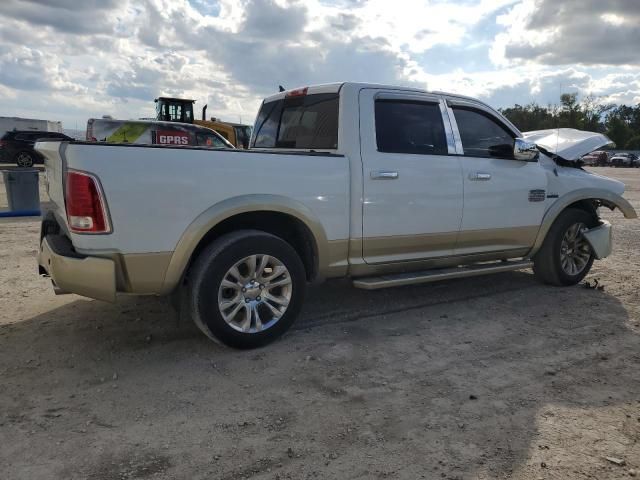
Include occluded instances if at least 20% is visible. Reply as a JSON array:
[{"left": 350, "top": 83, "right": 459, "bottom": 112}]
[
  {"left": 0, "top": 140, "right": 5, "bottom": 147},
  {"left": 65, "top": 170, "right": 110, "bottom": 233}
]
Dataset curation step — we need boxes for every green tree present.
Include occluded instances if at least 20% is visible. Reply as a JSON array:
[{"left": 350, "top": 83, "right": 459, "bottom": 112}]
[
  {"left": 606, "top": 113, "right": 632, "bottom": 149},
  {"left": 580, "top": 94, "right": 612, "bottom": 132},
  {"left": 499, "top": 94, "right": 640, "bottom": 145},
  {"left": 625, "top": 135, "right": 640, "bottom": 150},
  {"left": 500, "top": 102, "right": 555, "bottom": 131}
]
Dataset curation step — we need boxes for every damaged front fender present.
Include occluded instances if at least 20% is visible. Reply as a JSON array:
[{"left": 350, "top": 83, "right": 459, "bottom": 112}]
[
  {"left": 530, "top": 188, "right": 637, "bottom": 257},
  {"left": 582, "top": 221, "right": 612, "bottom": 260},
  {"left": 598, "top": 196, "right": 637, "bottom": 219}
]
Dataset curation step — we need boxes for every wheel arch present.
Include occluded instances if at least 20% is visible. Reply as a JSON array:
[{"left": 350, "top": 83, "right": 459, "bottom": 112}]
[
  {"left": 161, "top": 195, "right": 330, "bottom": 294},
  {"left": 529, "top": 188, "right": 637, "bottom": 257}
]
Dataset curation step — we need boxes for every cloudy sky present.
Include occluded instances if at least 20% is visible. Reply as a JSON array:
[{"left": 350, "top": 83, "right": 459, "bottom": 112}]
[{"left": 0, "top": 0, "right": 639, "bottom": 129}]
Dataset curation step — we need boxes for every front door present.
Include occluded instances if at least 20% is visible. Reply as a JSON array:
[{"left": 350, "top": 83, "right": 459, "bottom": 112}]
[
  {"left": 447, "top": 100, "right": 547, "bottom": 255},
  {"left": 359, "top": 89, "right": 464, "bottom": 264}
]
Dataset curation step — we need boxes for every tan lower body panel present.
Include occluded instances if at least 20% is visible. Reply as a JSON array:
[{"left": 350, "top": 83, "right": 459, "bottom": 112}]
[
  {"left": 79, "top": 227, "right": 538, "bottom": 296},
  {"left": 363, "top": 231, "right": 458, "bottom": 264},
  {"left": 120, "top": 252, "right": 172, "bottom": 294},
  {"left": 320, "top": 239, "right": 350, "bottom": 278},
  {"left": 362, "top": 226, "right": 538, "bottom": 265},
  {"left": 455, "top": 225, "right": 539, "bottom": 255}
]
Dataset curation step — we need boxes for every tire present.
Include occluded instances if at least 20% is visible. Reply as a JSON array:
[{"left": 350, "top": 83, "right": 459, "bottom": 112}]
[
  {"left": 533, "top": 208, "right": 597, "bottom": 286},
  {"left": 15, "top": 151, "right": 34, "bottom": 168},
  {"left": 188, "top": 230, "right": 306, "bottom": 349}
]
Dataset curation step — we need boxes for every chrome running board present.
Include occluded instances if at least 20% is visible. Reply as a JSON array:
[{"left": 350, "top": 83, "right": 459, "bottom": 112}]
[{"left": 352, "top": 260, "right": 533, "bottom": 290}]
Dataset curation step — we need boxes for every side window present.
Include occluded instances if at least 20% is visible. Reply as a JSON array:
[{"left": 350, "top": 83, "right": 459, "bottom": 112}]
[
  {"left": 375, "top": 100, "right": 447, "bottom": 155},
  {"left": 452, "top": 107, "right": 515, "bottom": 159},
  {"left": 196, "top": 132, "right": 227, "bottom": 148}
]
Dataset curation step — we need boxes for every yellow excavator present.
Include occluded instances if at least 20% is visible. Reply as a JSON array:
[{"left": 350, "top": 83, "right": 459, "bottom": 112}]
[{"left": 154, "top": 97, "right": 252, "bottom": 149}]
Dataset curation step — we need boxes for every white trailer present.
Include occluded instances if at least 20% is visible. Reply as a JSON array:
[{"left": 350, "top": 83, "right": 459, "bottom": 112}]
[{"left": 0, "top": 116, "right": 63, "bottom": 138}]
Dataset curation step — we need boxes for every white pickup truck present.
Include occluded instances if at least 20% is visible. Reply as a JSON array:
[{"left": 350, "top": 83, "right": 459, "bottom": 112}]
[{"left": 36, "top": 82, "right": 637, "bottom": 348}]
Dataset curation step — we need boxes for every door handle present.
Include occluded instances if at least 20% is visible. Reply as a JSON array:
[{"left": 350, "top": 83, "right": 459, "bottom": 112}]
[
  {"left": 469, "top": 172, "right": 491, "bottom": 181},
  {"left": 371, "top": 170, "right": 399, "bottom": 180}
]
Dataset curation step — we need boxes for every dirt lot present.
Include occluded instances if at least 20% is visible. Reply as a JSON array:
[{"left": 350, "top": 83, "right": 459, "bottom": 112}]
[{"left": 1, "top": 167, "right": 640, "bottom": 479}]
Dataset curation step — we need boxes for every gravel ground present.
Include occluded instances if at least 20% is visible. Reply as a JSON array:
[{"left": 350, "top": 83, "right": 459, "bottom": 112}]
[{"left": 1, "top": 167, "right": 639, "bottom": 480}]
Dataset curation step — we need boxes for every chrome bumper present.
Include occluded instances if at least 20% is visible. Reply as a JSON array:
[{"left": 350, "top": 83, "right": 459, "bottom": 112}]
[
  {"left": 582, "top": 221, "right": 613, "bottom": 260},
  {"left": 38, "top": 235, "right": 117, "bottom": 302}
]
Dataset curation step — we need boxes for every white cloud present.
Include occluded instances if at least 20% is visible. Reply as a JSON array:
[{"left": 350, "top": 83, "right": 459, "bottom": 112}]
[{"left": 0, "top": 0, "right": 638, "bottom": 130}]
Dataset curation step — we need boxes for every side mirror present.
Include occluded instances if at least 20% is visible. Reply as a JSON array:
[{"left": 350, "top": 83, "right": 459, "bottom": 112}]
[{"left": 514, "top": 138, "right": 539, "bottom": 162}]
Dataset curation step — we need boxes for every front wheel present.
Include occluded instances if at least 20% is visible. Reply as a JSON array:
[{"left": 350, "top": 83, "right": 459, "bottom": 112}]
[
  {"left": 533, "top": 209, "right": 597, "bottom": 286},
  {"left": 188, "top": 230, "right": 306, "bottom": 349}
]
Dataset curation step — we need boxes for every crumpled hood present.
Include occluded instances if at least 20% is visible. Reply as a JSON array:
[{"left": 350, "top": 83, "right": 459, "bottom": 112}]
[{"left": 522, "top": 128, "right": 614, "bottom": 161}]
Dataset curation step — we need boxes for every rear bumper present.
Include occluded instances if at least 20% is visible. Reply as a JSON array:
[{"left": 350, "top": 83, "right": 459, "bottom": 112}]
[{"left": 38, "top": 234, "right": 117, "bottom": 302}]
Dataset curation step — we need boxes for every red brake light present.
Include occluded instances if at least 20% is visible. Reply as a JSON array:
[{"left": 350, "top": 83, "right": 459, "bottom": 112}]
[
  {"left": 65, "top": 170, "right": 110, "bottom": 233},
  {"left": 286, "top": 87, "right": 308, "bottom": 98}
]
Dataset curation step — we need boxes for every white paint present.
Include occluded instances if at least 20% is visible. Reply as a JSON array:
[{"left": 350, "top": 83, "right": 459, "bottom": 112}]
[{"left": 36, "top": 83, "right": 632, "bottom": 268}]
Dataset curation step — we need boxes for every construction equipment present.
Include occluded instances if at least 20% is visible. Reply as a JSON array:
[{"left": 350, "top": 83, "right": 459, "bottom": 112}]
[{"left": 154, "top": 97, "right": 252, "bottom": 149}]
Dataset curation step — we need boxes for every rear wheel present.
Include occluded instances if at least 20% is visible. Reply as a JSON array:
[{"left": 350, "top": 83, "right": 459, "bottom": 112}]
[
  {"left": 533, "top": 209, "right": 597, "bottom": 286},
  {"left": 188, "top": 230, "right": 306, "bottom": 349},
  {"left": 16, "top": 151, "right": 34, "bottom": 168}
]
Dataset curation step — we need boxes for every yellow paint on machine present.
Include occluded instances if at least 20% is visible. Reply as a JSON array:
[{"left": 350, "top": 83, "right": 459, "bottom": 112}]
[{"left": 106, "top": 123, "right": 148, "bottom": 143}]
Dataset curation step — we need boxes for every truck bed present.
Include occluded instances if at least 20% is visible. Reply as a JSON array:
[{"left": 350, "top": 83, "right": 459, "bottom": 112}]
[{"left": 37, "top": 141, "right": 351, "bottom": 256}]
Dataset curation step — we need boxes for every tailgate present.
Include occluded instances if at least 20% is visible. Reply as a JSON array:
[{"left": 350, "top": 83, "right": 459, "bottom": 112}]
[{"left": 34, "top": 141, "right": 67, "bottom": 224}]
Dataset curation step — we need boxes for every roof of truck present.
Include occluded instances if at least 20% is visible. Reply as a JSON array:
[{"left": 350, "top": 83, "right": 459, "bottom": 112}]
[
  {"left": 263, "top": 81, "right": 499, "bottom": 109},
  {"left": 261, "top": 82, "right": 519, "bottom": 134}
]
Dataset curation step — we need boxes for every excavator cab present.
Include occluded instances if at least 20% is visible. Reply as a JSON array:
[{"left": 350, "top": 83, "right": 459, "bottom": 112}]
[
  {"left": 154, "top": 96, "right": 252, "bottom": 149},
  {"left": 155, "top": 97, "right": 195, "bottom": 124}
]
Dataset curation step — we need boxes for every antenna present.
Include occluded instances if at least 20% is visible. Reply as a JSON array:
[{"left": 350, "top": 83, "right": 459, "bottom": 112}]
[{"left": 556, "top": 82, "right": 562, "bottom": 157}]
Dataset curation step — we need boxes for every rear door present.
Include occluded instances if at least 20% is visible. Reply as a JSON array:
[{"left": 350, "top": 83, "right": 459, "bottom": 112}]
[
  {"left": 447, "top": 98, "right": 547, "bottom": 255},
  {"left": 359, "top": 89, "right": 463, "bottom": 264}
]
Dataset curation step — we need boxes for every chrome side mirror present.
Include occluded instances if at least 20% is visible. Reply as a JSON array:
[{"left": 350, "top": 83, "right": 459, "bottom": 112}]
[{"left": 514, "top": 138, "right": 539, "bottom": 161}]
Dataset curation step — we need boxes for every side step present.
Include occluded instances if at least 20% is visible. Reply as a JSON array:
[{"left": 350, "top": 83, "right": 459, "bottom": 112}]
[{"left": 352, "top": 260, "right": 533, "bottom": 290}]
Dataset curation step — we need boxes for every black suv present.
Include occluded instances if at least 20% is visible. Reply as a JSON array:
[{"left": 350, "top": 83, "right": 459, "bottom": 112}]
[{"left": 0, "top": 130, "right": 74, "bottom": 167}]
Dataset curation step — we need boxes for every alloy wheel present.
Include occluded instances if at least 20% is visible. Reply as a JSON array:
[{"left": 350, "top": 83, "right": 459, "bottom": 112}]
[
  {"left": 16, "top": 152, "right": 33, "bottom": 168},
  {"left": 217, "top": 254, "right": 292, "bottom": 333},
  {"left": 560, "top": 222, "right": 592, "bottom": 276}
]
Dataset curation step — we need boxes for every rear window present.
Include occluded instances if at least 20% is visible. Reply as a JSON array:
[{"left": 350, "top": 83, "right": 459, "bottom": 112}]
[{"left": 252, "top": 93, "right": 339, "bottom": 149}]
